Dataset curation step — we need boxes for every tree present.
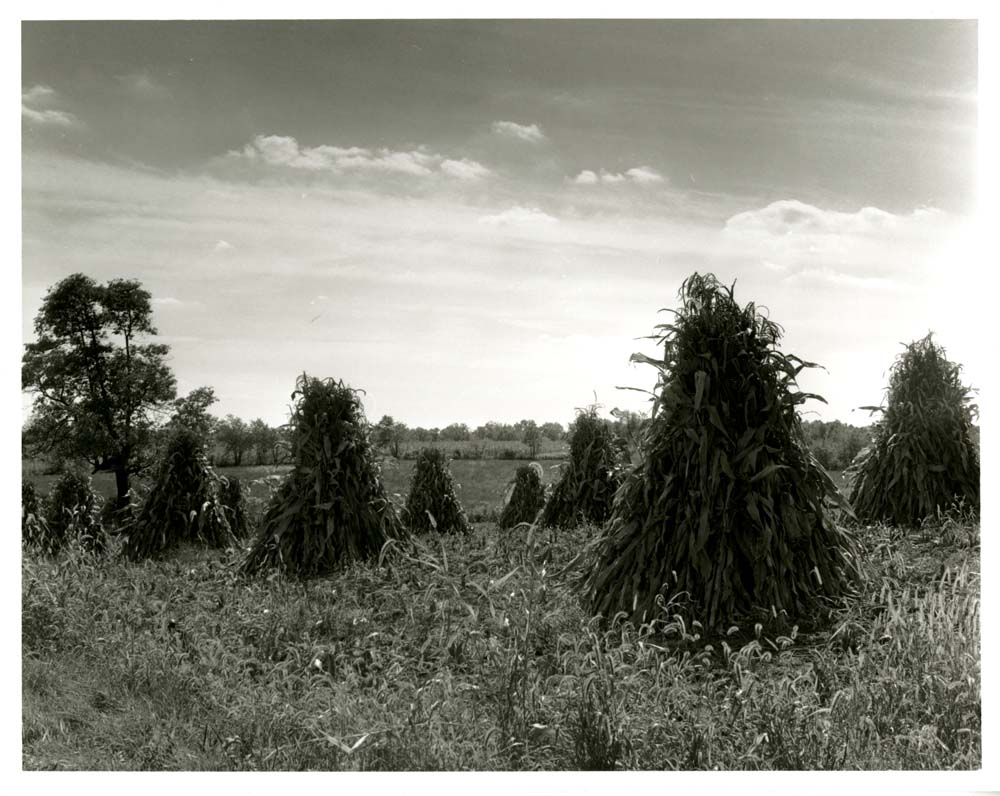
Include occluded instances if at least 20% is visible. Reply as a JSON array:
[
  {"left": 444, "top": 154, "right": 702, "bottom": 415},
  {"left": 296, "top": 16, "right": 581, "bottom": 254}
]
[
  {"left": 22, "top": 274, "right": 176, "bottom": 508},
  {"left": 248, "top": 418, "right": 280, "bottom": 465},
  {"left": 521, "top": 419, "right": 542, "bottom": 458},
  {"left": 167, "top": 386, "right": 219, "bottom": 438},
  {"left": 216, "top": 415, "right": 253, "bottom": 466},
  {"left": 540, "top": 422, "right": 565, "bottom": 441},
  {"left": 374, "top": 415, "right": 407, "bottom": 458},
  {"left": 440, "top": 422, "right": 471, "bottom": 442}
]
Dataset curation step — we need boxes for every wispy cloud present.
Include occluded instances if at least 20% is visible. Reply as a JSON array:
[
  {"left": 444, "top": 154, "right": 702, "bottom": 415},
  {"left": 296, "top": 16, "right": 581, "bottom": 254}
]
[
  {"left": 116, "top": 71, "right": 170, "bottom": 100},
  {"left": 572, "top": 166, "right": 665, "bottom": 185},
  {"left": 439, "top": 158, "right": 493, "bottom": 180},
  {"left": 21, "top": 84, "right": 80, "bottom": 127},
  {"left": 232, "top": 134, "right": 491, "bottom": 180},
  {"left": 491, "top": 120, "right": 546, "bottom": 143}
]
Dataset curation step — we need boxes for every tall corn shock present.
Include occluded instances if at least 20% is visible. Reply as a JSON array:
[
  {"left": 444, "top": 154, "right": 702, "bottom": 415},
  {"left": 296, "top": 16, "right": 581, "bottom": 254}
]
[
  {"left": 583, "top": 273, "right": 859, "bottom": 627},
  {"left": 847, "top": 333, "right": 979, "bottom": 526},
  {"left": 404, "top": 447, "right": 472, "bottom": 534},
  {"left": 539, "top": 407, "right": 620, "bottom": 530},
  {"left": 122, "top": 428, "right": 234, "bottom": 560},
  {"left": 243, "top": 375, "right": 407, "bottom": 577},
  {"left": 499, "top": 463, "right": 547, "bottom": 529}
]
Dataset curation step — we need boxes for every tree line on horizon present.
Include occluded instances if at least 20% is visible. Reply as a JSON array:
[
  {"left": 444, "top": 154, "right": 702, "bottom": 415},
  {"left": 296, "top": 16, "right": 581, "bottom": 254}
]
[{"left": 22, "top": 273, "right": 887, "bottom": 506}]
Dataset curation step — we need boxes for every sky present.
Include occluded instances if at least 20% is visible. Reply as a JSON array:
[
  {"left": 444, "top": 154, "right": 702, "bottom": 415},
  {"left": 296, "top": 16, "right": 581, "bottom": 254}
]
[{"left": 20, "top": 18, "right": 981, "bottom": 430}]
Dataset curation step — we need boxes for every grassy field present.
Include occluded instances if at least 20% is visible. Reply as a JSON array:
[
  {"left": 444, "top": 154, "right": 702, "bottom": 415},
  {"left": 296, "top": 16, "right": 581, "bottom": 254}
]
[
  {"left": 24, "top": 460, "right": 846, "bottom": 513},
  {"left": 25, "top": 459, "right": 572, "bottom": 523},
  {"left": 22, "top": 507, "right": 979, "bottom": 770}
]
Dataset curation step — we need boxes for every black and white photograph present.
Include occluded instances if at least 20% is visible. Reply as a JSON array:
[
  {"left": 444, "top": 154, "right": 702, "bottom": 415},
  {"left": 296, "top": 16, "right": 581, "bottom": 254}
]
[{"left": 14, "top": 5, "right": 991, "bottom": 789}]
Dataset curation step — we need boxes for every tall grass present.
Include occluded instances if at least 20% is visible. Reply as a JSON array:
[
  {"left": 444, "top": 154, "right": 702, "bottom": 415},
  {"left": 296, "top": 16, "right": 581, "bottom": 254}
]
[{"left": 23, "top": 514, "right": 978, "bottom": 771}]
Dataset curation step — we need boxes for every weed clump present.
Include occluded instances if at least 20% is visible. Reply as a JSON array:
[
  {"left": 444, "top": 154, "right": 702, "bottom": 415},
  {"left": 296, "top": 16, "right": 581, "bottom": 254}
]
[
  {"left": 499, "top": 463, "right": 547, "bottom": 529},
  {"left": 122, "top": 428, "right": 234, "bottom": 560},
  {"left": 848, "top": 333, "right": 980, "bottom": 527},
  {"left": 404, "top": 448, "right": 471, "bottom": 534},
  {"left": 540, "top": 408, "right": 620, "bottom": 529},
  {"left": 22, "top": 480, "right": 46, "bottom": 550},
  {"left": 243, "top": 374, "right": 406, "bottom": 576},
  {"left": 583, "top": 273, "right": 859, "bottom": 627}
]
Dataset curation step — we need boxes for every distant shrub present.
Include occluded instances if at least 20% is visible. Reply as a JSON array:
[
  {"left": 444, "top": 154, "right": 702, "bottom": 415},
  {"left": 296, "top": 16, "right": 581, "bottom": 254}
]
[
  {"left": 848, "top": 333, "right": 980, "bottom": 526},
  {"left": 243, "top": 375, "right": 407, "bottom": 577},
  {"left": 404, "top": 448, "right": 472, "bottom": 535},
  {"left": 540, "top": 407, "right": 620, "bottom": 530},
  {"left": 122, "top": 428, "right": 234, "bottom": 560},
  {"left": 499, "top": 463, "right": 546, "bottom": 529}
]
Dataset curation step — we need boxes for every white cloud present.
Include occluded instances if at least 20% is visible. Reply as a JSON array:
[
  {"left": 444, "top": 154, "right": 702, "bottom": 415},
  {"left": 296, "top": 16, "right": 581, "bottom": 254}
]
[
  {"left": 214, "top": 240, "right": 234, "bottom": 251},
  {"left": 491, "top": 120, "right": 546, "bottom": 143},
  {"left": 725, "top": 200, "right": 904, "bottom": 237},
  {"left": 153, "top": 297, "right": 184, "bottom": 306},
  {"left": 22, "top": 85, "right": 56, "bottom": 105},
  {"left": 723, "top": 200, "right": 963, "bottom": 287},
  {"left": 477, "top": 205, "right": 558, "bottom": 227},
  {"left": 440, "top": 158, "right": 493, "bottom": 180},
  {"left": 572, "top": 166, "right": 664, "bottom": 185},
  {"left": 21, "top": 84, "right": 80, "bottom": 127},
  {"left": 625, "top": 166, "right": 665, "bottom": 184},
  {"left": 234, "top": 135, "right": 488, "bottom": 179}
]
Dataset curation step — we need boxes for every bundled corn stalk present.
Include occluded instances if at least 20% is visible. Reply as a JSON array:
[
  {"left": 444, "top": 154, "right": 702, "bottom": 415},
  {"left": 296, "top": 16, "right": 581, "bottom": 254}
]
[
  {"left": 583, "top": 273, "right": 859, "bottom": 627},
  {"left": 404, "top": 447, "right": 472, "bottom": 534},
  {"left": 499, "top": 462, "right": 547, "bottom": 529},
  {"left": 848, "top": 333, "right": 979, "bottom": 526},
  {"left": 41, "top": 470, "right": 105, "bottom": 554},
  {"left": 540, "top": 407, "right": 621, "bottom": 529},
  {"left": 243, "top": 375, "right": 406, "bottom": 576},
  {"left": 219, "top": 475, "right": 250, "bottom": 539},
  {"left": 122, "top": 428, "right": 234, "bottom": 560}
]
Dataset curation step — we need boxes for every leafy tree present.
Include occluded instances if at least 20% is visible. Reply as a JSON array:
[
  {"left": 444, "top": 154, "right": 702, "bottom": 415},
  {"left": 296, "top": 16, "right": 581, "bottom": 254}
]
[
  {"left": 374, "top": 415, "right": 407, "bottom": 457},
  {"left": 248, "top": 418, "right": 280, "bottom": 465},
  {"left": 216, "top": 415, "right": 253, "bottom": 466},
  {"left": 521, "top": 419, "right": 542, "bottom": 458},
  {"left": 22, "top": 274, "right": 176, "bottom": 508},
  {"left": 440, "top": 422, "right": 471, "bottom": 442},
  {"left": 167, "top": 386, "right": 219, "bottom": 438},
  {"left": 540, "top": 422, "right": 565, "bottom": 441}
]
